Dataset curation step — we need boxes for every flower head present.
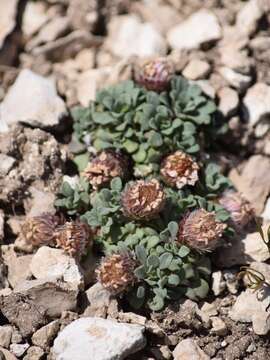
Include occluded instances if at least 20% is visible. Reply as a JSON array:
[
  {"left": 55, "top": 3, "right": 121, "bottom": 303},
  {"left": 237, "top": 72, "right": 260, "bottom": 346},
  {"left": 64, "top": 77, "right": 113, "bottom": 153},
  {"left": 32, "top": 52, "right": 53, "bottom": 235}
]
[
  {"left": 219, "top": 190, "right": 254, "bottom": 230},
  {"left": 21, "top": 213, "right": 61, "bottom": 247},
  {"left": 122, "top": 179, "right": 165, "bottom": 220},
  {"left": 55, "top": 220, "right": 92, "bottom": 259},
  {"left": 134, "top": 58, "right": 174, "bottom": 92},
  {"left": 177, "top": 209, "right": 227, "bottom": 252},
  {"left": 82, "top": 150, "right": 130, "bottom": 190},
  {"left": 96, "top": 252, "right": 138, "bottom": 295},
  {"left": 160, "top": 151, "right": 199, "bottom": 189}
]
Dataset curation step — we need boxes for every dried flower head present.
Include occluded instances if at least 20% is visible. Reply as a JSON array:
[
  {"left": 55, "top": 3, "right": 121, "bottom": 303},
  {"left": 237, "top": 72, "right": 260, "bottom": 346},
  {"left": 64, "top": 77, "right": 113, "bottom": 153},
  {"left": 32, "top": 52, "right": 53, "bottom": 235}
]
[
  {"left": 178, "top": 209, "right": 227, "bottom": 252},
  {"left": 219, "top": 190, "right": 254, "bottom": 230},
  {"left": 21, "top": 213, "right": 60, "bottom": 247},
  {"left": 82, "top": 150, "right": 130, "bottom": 190},
  {"left": 122, "top": 179, "right": 165, "bottom": 220},
  {"left": 55, "top": 220, "right": 92, "bottom": 259},
  {"left": 96, "top": 252, "right": 138, "bottom": 295},
  {"left": 134, "top": 58, "right": 174, "bottom": 92},
  {"left": 160, "top": 151, "right": 199, "bottom": 189}
]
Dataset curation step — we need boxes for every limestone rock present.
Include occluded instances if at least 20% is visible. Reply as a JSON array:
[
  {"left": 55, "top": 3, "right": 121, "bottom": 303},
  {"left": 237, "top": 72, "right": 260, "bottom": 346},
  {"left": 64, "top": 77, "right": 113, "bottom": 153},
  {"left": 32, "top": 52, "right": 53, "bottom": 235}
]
[
  {"left": 262, "top": 198, "right": 270, "bottom": 222},
  {"left": 32, "top": 320, "right": 60, "bottom": 350},
  {"left": 182, "top": 60, "right": 211, "bottom": 80},
  {"left": 236, "top": 0, "right": 269, "bottom": 36},
  {"left": 0, "top": 326, "right": 12, "bottom": 348},
  {"left": 22, "top": 1, "right": 49, "bottom": 38},
  {"left": 215, "top": 226, "right": 270, "bottom": 268},
  {"left": 10, "top": 343, "right": 29, "bottom": 357},
  {"left": 167, "top": 10, "right": 221, "bottom": 50},
  {"left": 0, "top": 347, "right": 17, "bottom": 360},
  {"left": 0, "top": 69, "right": 67, "bottom": 132},
  {"left": 52, "top": 317, "right": 146, "bottom": 360},
  {"left": 0, "top": 154, "right": 15, "bottom": 176},
  {"left": 173, "top": 338, "right": 210, "bottom": 360},
  {"left": 219, "top": 67, "right": 251, "bottom": 92},
  {"left": 30, "top": 246, "right": 84, "bottom": 289},
  {"left": 229, "top": 155, "right": 270, "bottom": 214},
  {"left": 106, "top": 15, "right": 167, "bottom": 58},
  {"left": 243, "top": 83, "right": 270, "bottom": 128},
  {"left": 23, "top": 346, "right": 45, "bottom": 360},
  {"left": 218, "top": 87, "right": 239, "bottom": 118}
]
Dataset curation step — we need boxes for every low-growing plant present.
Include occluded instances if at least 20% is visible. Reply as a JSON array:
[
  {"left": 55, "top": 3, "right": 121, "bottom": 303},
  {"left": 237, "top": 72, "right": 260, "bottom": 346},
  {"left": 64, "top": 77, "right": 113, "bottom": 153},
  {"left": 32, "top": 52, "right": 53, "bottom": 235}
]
[{"left": 52, "top": 58, "right": 250, "bottom": 310}]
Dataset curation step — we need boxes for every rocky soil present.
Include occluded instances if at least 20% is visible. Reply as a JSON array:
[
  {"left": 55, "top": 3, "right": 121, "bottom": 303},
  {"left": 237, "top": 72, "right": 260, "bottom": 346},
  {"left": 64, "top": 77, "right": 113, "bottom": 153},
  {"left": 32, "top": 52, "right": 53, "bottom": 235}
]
[{"left": 0, "top": 0, "right": 270, "bottom": 359}]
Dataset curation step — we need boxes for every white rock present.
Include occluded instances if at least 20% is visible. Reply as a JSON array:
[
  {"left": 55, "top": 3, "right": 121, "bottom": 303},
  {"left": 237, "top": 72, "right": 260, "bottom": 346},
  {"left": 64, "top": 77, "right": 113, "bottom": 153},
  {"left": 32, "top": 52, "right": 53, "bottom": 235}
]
[
  {"left": 229, "top": 287, "right": 270, "bottom": 335},
  {"left": 218, "top": 87, "right": 239, "bottom": 117},
  {"left": 30, "top": 246, "right": 84, "bottom": 289},
  {"left": 52, "top": 317, "right": 146, "bottom": 360},
  {"left": 210, "top": 317, "right": 227, "bottom": 336},
  {"left": 0, "top": 0, "right": 18, "bottom": 47},
  {"left": 243, "top": 83, "right": 270, "bottom": 128},
  {"left": 262, "top": 197, "right": 270, "bottom": 221},
  {"left": 22, "top": 1, "right": 48, "bottom": 37},
  {"left": 27, "top": 187, "right": 56, "bottom": 217},
  {"left": 77, "top": 68, "right": 111, "bottom": 106},
  {"left": 215, "top": 226, "right": 270, "bottom": 268},
  {"left": 0, "top": 69, "right": 67, "bottom": 132},
  {"left": 107, "top": 15, "right": 167, "bottom": 58},
  {"left": 10, "top": 343, "right": 30, "bottom": 357},
  {"left": 236, "top": 0, "right": 268, "bottom": 36},
  {"left": 182, "top": 60, "right": 211, "bottom": 80},
  {"left": 0, "top": 325, "right": 12, "bottom": 348},
  {"left": 26, "top": 17, "right": 70, "bottom": 52},
  {"left": 167, "top": 10, "right": 221, "bottom": 50},
  {"left": 0, "top": 210, "right": 4, "bottom": 242},
  {"left": 32, "top": 320, "right": 60, "bottom": 349},
  {"left": 212, "top": 271, "right": 226, "bottom": 296},
  {"left": 173, "top": 338, "right": 210, "bottom": 360},
  {"left": 0, "top": 154, "right": 15, "bottom": 176},
  {"left": 219, "top": 67, "right": 251, "bottom": 92},
  {"left": 229, "top": 155, "right": 270, "bottom": 214}
]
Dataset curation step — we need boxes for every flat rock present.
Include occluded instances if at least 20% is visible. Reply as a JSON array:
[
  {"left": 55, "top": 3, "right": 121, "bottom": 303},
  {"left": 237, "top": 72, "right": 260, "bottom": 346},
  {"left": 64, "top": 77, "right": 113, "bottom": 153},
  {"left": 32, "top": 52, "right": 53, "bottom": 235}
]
[
  {"left": 182, "top": 60, "right": 211, "bottom": 80},
  {"left": 236, "top": 0, "right": 269, "bottom": 36},
  {"left": 0, "top": 325, "right": 12, "bottom": 348},
  {"left": 32, "top": 320, "right": 60, "bottom": 350},
  {"left": 229, "top": 284, "right": 270, "bottom": 335},
  {"left": 0, "top": 69, "right": 67, "bottom": 132},
  {"left": 24, "top": 346, "right": 45, "bottom": 360},
  {"left": 215, "top": 226, "right": 270, "bottom": 268},
  {"left": 10, "top": 343, "right": 29, "bottom": 357},
  {"left": 0, "top": 154, "right": 16, "bottom": 176},
  {"left": 2, "top": 246, "right": 33, "bottom": 288},
  {"left": 0, "top": 347, "right": 17, "bottom": 360},
  {"left": 167, "top": 9, "right": 221, "bottom": 50},
  {"left": 0, "top": 0, "right": 18, "bottom": 48},
  {"left": 53, "top": 317, "right": 146, "bottom": 360},
  {"left": 106, "top": 15, "right": 167, "bottom": 58},
  {"left": 229, "top": 155, "right": 270, "bottom": 214},
  {"left": 30, "top": 246, "right": 84, "bottom": 289},
  {"left": 243, "top": 83, "right": 270, "bottom": 128},
  {"left": 219, "top": 67, "right": 251, "bottom": 92},
  {"left": 173, "top": 338, "right": 210, "bottom": 360},
  {"left": 26, "top": 187, "right": 56, "bottom": 217},
  {"left": 22, "top": 1, "right": 48, "bottom": 38},
  {"left": 14, "top": 278, "right": 78, "bottom": 318},
  {"left": 218, "top": 87, "right": 239, "bottom": 117}
]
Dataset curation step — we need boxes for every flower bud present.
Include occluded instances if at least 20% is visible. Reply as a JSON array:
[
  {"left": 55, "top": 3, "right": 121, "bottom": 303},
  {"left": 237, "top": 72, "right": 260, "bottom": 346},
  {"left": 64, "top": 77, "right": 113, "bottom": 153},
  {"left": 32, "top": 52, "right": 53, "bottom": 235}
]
[
  {"left": 160, "top": 151, "right": 199, "bottom": 189},
  {"left": 219, "top": 190, "right": 254, "bottom": 230},
  {"left": 134, "top": 58, "right": 174, "bottom": 92},
  {"left": 21, "top": 213, "right": 61, "bottom": 247},
  {"left": 82, "top": 150, "right": 130, "bottom": 190},
  {"left": 55, "top": 220, "right": 92, "bottom": 259},
  {"left": 122, "top": 179, "right": 165, "bottom": 221},
  {"left": 96, "top": 252, "right": 138, "bottom": 295},
  {"left": 178, "top": 209, "right": 227, "bottom": 252}
]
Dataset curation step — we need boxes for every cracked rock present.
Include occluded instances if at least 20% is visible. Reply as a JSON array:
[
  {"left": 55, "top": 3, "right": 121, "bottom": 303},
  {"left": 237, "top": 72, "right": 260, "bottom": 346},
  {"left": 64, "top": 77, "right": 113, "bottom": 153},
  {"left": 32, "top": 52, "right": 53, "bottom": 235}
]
[
  {"left": 0, "top": 69, "right": 67, "bottom": 132},
  {"left": 52, "top": 317, "right": 146, "bottom": 360}
]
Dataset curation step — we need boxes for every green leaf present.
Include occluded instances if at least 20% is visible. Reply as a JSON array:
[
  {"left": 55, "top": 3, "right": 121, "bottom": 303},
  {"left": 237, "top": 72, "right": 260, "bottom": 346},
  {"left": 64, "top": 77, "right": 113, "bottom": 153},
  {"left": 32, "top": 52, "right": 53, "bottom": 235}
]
[
  {"left": 135, "top": 245, "right": 147, "bottom": 264},
  {"left": 73, "top": 153, "right": 89, "bottom": 172},
  {"left": 134, "top": 265, "right": 147, "bottom": 280},
  {"left": 123, "top": 140, "right": 139, "bottom": 153},
  {"left": 168, "top": 222, "right": 178, "bottom": 239},
  {"left": 149, "top": 131, "right": 163, "bottom": 148},
  {"left": 137, "top": 285, "right": 145, "bottom": 299},
  {"left": 168, "top": 274, "right": 180, "bottom": 286},
  {"left": 178, "top": 245, "right": 190, "bottom": 258},
  {"left": 110, "top": 177, "right": 122, "bottom": 192},
  {"left": 147, "top": 255, "right": 160, "bottom": 268},
  {"left": 61, "top": 182, "right": 73, "bottom": 197},
  {"left": 159, "top": 252, "right": 173, "bottom": 270}
]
